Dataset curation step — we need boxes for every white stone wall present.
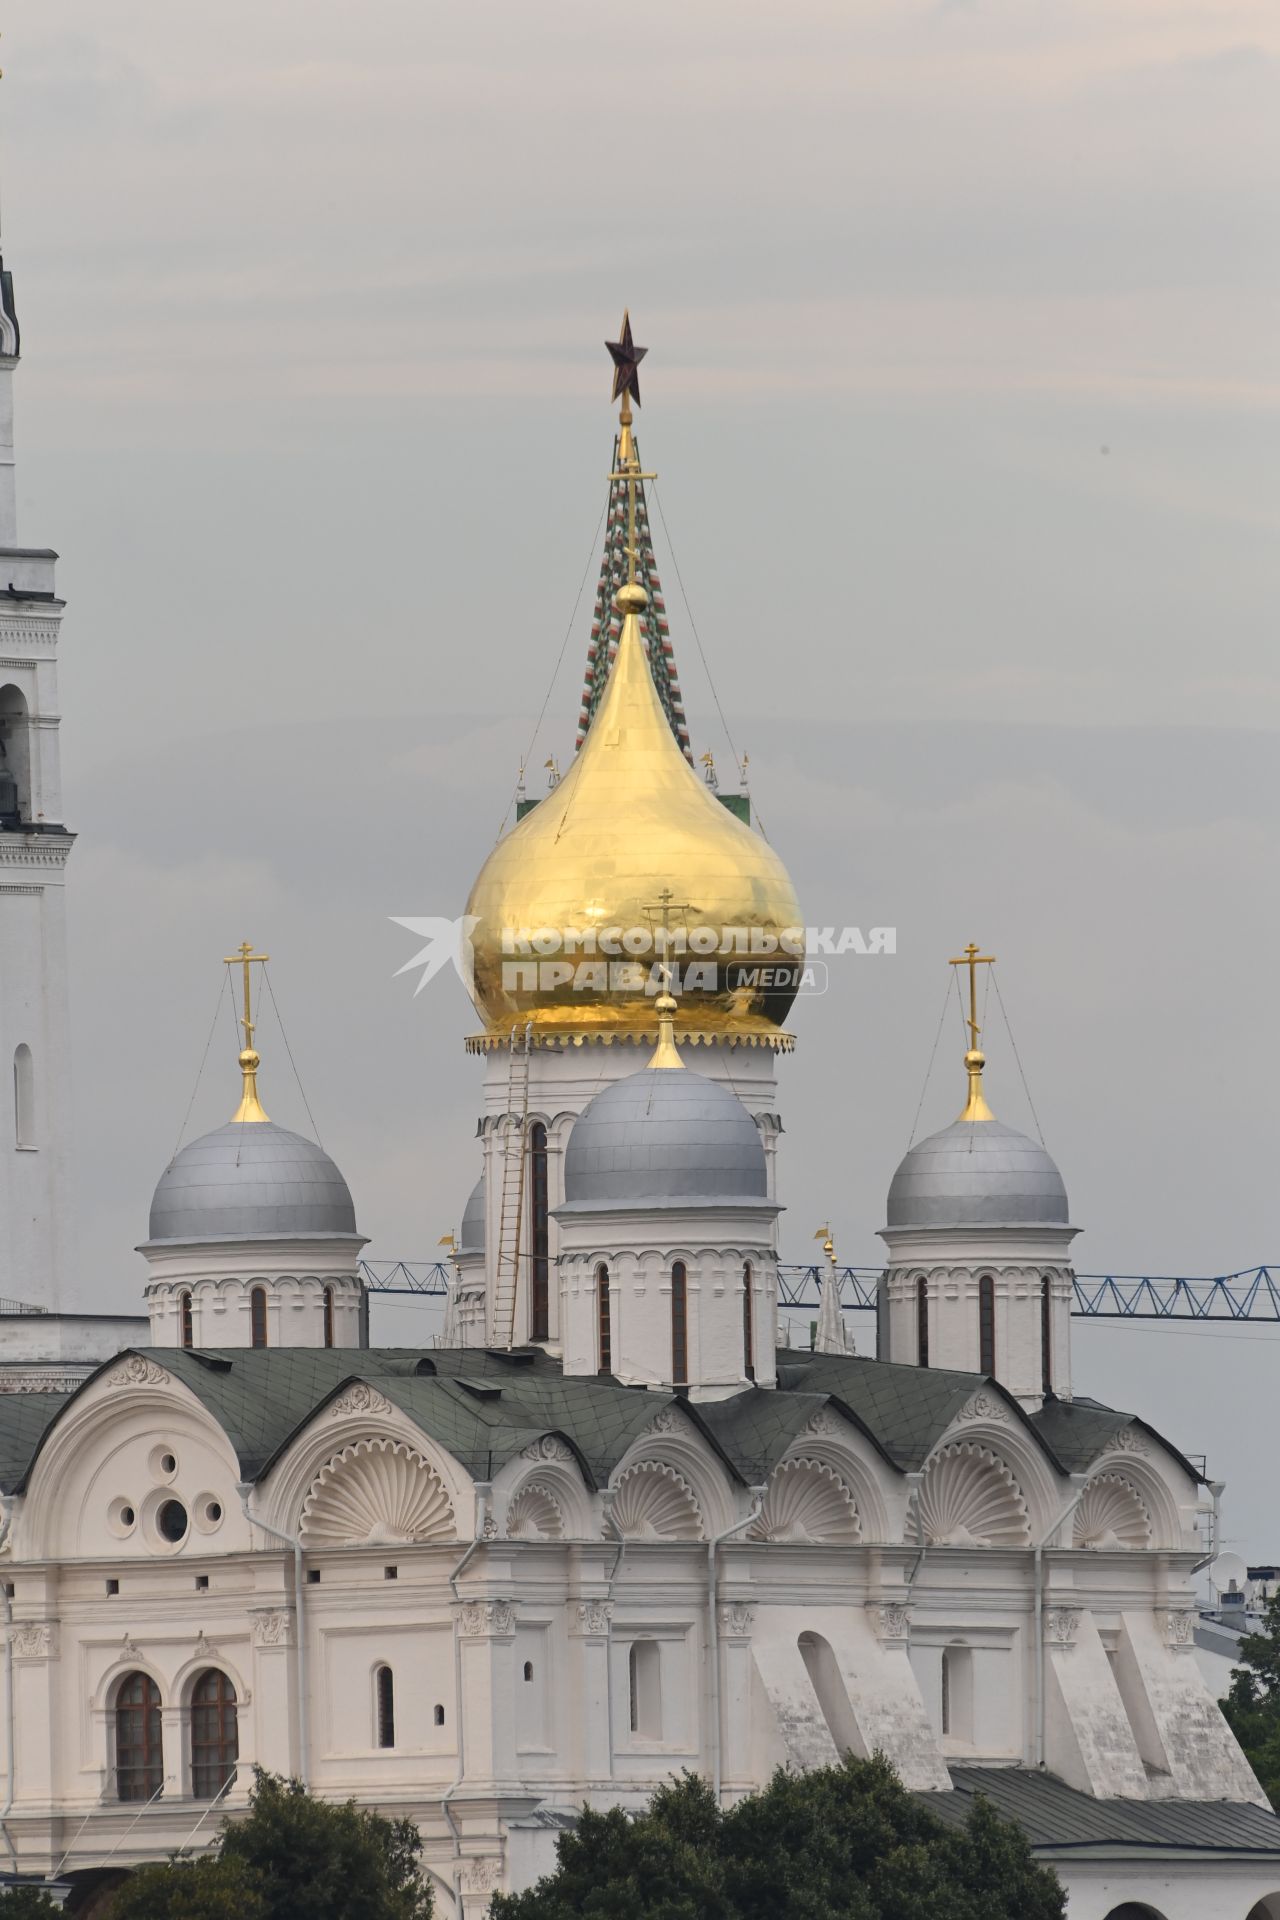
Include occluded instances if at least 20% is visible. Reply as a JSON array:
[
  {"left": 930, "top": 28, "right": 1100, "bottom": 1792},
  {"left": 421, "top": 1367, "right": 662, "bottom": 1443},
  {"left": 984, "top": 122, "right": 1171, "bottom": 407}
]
[{"left": 144, "top": 1240, "right": 367, "bottom": 1348}]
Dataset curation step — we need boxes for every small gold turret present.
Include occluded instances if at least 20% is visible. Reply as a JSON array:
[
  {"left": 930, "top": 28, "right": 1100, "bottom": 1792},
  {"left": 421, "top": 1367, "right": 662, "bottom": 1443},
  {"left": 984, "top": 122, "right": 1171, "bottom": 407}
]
[
  {"left": 948, "top": 942, "right": 996, "bottom": 1122},
  {"left": 224, "top": 941, "right": 270, "bottom": 1123}
]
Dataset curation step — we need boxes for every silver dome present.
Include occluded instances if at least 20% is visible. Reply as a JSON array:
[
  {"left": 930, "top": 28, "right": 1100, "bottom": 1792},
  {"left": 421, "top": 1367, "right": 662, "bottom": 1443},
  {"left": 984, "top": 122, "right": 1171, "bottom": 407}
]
[
  {"left": 886, "top": 1118, "right": 1068, "bottom": 1230},
  {"left": 561, "top": 1066, "right": 769, "bottom": 1212},
  {"left": 148, "top": 1122, "right": 358, "bottom": 1244},
  {"left": 457, "top": 1177, "right": 486, "bottom": 1257}
]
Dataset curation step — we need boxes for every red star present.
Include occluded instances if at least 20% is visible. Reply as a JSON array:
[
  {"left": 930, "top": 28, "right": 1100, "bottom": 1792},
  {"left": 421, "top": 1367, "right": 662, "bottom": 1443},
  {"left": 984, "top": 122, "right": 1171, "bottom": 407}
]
[{"left": 605, "top": 310, "right": 647, "bottom": 407}]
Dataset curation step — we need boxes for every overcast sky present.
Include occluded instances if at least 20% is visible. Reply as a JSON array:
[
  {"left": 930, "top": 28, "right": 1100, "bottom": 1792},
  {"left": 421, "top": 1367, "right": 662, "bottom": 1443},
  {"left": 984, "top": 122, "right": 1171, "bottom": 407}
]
[{"left": 4, "top": 1, "right": 1278, "bottom": 1550}]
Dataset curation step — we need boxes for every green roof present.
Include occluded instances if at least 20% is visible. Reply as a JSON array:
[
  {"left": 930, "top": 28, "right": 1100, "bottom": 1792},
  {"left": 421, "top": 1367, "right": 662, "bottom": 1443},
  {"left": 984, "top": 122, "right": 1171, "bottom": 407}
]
[{"left": 922, "top": 1767, "right": 1280, "bottom": 1858}]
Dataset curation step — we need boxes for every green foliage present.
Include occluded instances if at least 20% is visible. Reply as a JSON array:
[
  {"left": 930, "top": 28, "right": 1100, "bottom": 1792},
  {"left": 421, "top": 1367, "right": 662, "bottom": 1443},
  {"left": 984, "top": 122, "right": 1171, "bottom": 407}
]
[
  {"left": 490, "top": 1754, "right": 1065, "bottom": 1920},
  {"left": 107, "top": 1771, "right": 431, "bottom": 1920},
  {"left": 0, "top": 1889, "right": 70, "bottom": 1918},
  {"left": 1223, "top": 1588, "right": 1280, "bottom": 1809}
]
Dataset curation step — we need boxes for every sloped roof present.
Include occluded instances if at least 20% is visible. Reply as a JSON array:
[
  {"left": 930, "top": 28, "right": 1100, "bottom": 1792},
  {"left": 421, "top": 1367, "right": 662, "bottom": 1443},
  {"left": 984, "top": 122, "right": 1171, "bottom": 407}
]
[
  {"left": 773, "top": 1351, "right": 1036, "bottom": 1471},
  {"left": 0, "top": 1392, "right": 71, "bottom": 1493},
  {"left": 922, "top": 1766, "right": 1280, "bottom": 1858}
]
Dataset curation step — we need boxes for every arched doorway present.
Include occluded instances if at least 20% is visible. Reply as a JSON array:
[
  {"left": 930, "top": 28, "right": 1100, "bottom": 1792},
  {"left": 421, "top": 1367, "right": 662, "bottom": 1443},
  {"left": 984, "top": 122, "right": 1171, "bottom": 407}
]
[
  {"left": 1246, "top": 1897, "right": 1280, "bottom": 1920},
  {"left": 1101, "top": 1904, "right": 1170, "bottom": 1920}
]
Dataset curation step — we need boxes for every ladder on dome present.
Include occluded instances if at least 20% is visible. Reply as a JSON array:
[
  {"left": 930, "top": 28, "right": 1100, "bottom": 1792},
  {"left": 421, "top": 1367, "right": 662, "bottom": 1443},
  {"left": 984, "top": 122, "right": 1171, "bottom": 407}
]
[{"left": 491, "top": 1024, "right": 532, "bottom": 1349}]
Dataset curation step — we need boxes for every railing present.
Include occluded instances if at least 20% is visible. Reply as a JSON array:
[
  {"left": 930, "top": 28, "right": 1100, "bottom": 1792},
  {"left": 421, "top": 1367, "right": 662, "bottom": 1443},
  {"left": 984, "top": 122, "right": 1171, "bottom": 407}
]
[{"left": 359, "top": 1261, "right": 1280, "bottom": 1320}]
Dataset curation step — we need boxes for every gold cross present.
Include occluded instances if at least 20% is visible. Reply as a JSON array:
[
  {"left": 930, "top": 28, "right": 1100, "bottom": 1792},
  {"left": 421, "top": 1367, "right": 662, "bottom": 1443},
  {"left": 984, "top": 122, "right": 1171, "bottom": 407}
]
[
  {"left": 949, "top": 942, "right": 995, "bottom": 1050},
  {"left": 224, "top": 942, "right": 270, "bottom": 1053}
]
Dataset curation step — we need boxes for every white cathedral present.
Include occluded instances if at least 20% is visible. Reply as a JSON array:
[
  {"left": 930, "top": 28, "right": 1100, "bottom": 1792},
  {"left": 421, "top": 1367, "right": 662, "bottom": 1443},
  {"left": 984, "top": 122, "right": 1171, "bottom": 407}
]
[{"left": 0, "top": 218, "right": 1276, "bottom": 1920}]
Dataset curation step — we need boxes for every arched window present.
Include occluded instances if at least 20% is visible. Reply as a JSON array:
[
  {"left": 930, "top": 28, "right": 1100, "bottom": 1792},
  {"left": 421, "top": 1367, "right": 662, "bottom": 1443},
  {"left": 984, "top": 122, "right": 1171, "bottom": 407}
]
[
  {"left": 190, "top": 1669, "right": 238, "bottom": 1799},
  {"left": 916, "top": 1275, "right": 929, "bottom": 1368},
  {"left": 433, "top": 1703, "right": 445, "bottom": 1727},
  {"left": 671, "top": 1261, "right": 688, "bottom": 1386},
  {"left": 1040, "top": 1275, "right": 1052, "bottom": 1394},
  {"left": 323, "top": 1285, "right": 335, "bottom": 1349},
  {"left": 375, "top": 1665, "right": 395, "bottom": 1749},
  {"left": 0, "top": 685, "right": 31, "bottom": 823},
  {"left": 628, "top": 1641, "right": 661, "bottom": 1739},
  {"left": 12, "top": 1044, "right": 33, "bottom": 1148},
  {"left": 180, "top": 1291, "right": 194, "bottom": 1350},
  {"left": 940, "top": 1645, "right": 974, "bottom": 1743},
  {"left": 529, "top": 1122, "right": 549, "bottom": 1342},
  {"left": 742, "top": 1261, "right": 755, "bottom": 1381},
  {"left": 115, "top": 1672, "right": 163, "bottom": 1801},
  {"left": 978, "top": 1275, "right": 995, "bottom": 1375},
  {"left": 596, "top": 1263, "right": 611, "bottom": 1375},
  {"left": 250, "top": 1286, "right": 268, "bottom": 1349}
]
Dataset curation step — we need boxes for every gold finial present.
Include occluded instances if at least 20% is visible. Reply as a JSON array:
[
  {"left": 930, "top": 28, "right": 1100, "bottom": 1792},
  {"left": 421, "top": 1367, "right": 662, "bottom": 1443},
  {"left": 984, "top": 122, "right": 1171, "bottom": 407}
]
[
  {"left": 644, "top": 887, "right": 698, "bottom": 1066},
  {"left": 438, "top": 1230, "right": 458, "bottom": 1254},
  {"left": 814, "top": 1222, "right": 836, "bottom": 1264},
  {"left": 223, "top": 941, "right": 270, "bottom": 1123},
  {"left": 605, "top": 312, "right": 655, "bottom": 606},
  {"left": 948, "top": 942, "right": 996, "bottom": 1122}
]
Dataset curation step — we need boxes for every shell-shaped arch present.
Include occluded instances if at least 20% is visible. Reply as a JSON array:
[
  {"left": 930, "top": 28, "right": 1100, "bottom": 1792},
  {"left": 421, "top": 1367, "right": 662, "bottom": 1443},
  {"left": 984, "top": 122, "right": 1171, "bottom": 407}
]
[
  {"left": 748, "top": 1458, "right": 862, "bottom": 1544},
  {"left": 300, "top": 1438, "right": 455, "bottom": 1545},
  {"left": 915, "top": 1442, "right": 1030, "bottom": 1548},
  {"left": 611, "top": 1461, "right": 703, "bottom": 1541},
  {"left": 1073, "top": 1472, "right": 1151, "bottom": 1550},
  {"left": 506, "top": 1481, "right": 565, "bottom": 1541}
]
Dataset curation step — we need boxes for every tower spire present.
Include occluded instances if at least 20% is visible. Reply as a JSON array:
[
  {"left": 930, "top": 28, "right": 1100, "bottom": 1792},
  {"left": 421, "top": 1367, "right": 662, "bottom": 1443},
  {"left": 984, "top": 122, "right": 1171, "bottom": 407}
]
[
  {"left": 579, "top": 315, "right": 691, "bottom": 759},
  {"left": 949, "top": 942, "right": 996, "bottom": 1122},
  {"left": 224, "top": 942, "right": 270, "bottom": 1123}
]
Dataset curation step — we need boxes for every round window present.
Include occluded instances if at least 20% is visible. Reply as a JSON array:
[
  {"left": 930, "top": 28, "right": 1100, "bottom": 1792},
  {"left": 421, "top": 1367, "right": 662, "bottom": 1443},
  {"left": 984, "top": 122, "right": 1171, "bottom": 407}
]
[
  {"left": 157, "top": 1499, "right": 188, "bottom": 1543},
  {"left": 108, "top": 1497, "right": 138, "bottom": 1538}
]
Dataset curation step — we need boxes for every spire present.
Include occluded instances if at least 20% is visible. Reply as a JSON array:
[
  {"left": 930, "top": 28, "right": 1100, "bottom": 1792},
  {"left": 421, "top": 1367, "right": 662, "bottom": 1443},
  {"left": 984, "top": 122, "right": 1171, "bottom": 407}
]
[
  {"left": 224, "top": 942, "right": 270, "bottom": 1123},
  {"left": 814, "top": 1224, "right": 853, "bottom": 1355},
  {"left": 949, "top": 943, "right": 996, "bottom": 1123},
  {"left": 578, "top": 314, "right": 691, "bottom": 760}
]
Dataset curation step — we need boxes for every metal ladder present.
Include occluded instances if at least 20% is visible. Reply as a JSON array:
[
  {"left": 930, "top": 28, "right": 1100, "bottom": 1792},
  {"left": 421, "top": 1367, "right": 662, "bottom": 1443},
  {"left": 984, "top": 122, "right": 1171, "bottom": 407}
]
[{"left": 490, "top": 1024, "right": 531, "bottom": 1348}]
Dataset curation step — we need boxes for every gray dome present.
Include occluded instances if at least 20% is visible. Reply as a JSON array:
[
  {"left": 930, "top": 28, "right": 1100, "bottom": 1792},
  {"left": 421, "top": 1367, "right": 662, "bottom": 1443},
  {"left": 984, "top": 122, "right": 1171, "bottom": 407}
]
[
  {"left": 887, "top": 1118, "right": 1068, "bottom": 1230},
  {"left": 148, "top": 1121, "right": 358, "bottom": 1244},
  {"left": 561, "top": 1066, "right": 769, "bottom": 1212},
  {"left": 457, "top": 1177, "right": 486, "bottom": 1257}
]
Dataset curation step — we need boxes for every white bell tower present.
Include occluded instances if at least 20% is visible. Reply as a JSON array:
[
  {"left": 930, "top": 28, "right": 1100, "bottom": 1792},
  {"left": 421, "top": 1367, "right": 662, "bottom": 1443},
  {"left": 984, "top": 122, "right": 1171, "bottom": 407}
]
[{"left": 0, "top": 243, "right": 77, "bottom": 1309}]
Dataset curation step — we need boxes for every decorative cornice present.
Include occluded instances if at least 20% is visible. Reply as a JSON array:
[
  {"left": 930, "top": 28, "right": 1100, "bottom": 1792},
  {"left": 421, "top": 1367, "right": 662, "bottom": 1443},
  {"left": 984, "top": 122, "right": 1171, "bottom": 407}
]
[
  {"left": 250, "top": 1608, "right": 293, "bottom": 1649},
  {"left": 1044, "top": 1607, "right": 1082, "bottom": 1650},
  {"left": 0, "top": 842, "right": 71, "bottom": 870},
  {"left": 9, "top": 1621, "right": 58, "bottom": 1660},
  {"left": 571, "top": 1600, "right": 613, "bottom": 1637},
  {"left": 716, "top": 1603, "right": 754, "bottom": 1638},
  {"left": 456, "top": 1598, "right": 516, "bottom": 1638},
  {"left": 869, "top": 1603, "right": 911, "bottom": 1644}
]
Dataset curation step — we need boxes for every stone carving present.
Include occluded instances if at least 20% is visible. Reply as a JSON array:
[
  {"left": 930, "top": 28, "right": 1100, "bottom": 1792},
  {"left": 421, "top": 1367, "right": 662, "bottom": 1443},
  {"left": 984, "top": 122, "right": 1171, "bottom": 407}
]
[
  {"left": 481, "top": 1512, "right": 500, "bottom": 1540},
  {"left": 958, "top": 1391, "right": 1010, "bottom": 1425},
  {"left": 747, "top": 1458, "right": 861, "bottom": 1545},
  {"left": 301, "top": 1438, "right": 455, "bottom": 1546},
  {"left": 717, "top": 1603, "right": 754, "bottom": 1637},
  {"left": 506, "top": 1482, "right": 565, "bottom": 1541},
  {"left": 1073, "top": 1474, "right": 1151, "bottom": 1550},
  {"left": 457, "top": 1599, "right": 516, "bottom": 1638},
  {"left": 10, "top": 1622, "right": 57, "bottom": 1659},
  {"left": 1164, "top": 1609, "right": 1195, "bottom": 1651},
  {"left": 251, "top": 1609, "right": 292, "bottom": 1648},
  {"left": 1044, "top": 1608, "right": 1081, "bottom": 1650},
  {"left": 117, "top": 1634, "right": 142, "bottom": 1662},
  {"left": 870, "top": 1604, "right": 911, "bottom": 1643},
  {"left": 521, "top": 1437, "right": 574, "bottom": 1464},
  {"left": 805, "top": 1409, "right": 838, "bottom": 1435},
  {"left": 108, "top": 1357, "right": 168, "bottom": 1388},
  {"left": 1111, "top": 1427, "right": 1149, "bottom": 1457},
  {"left": 459, "top": 1857, "right": 502, "bottom": 1895},
  {"left": 330, "top": 1383, "right": 392, "bottom": 1419},
  {"left": 192, "top": 1630, "right": 220, "bottom": 1661},
  {"left": 572, "top": 1601, "right": 613, "bottom": 1636},
  {"left": 611, "top": 1462, "right": 703, "bottom": 1541},
  {"left": 915, "top": 1443, "right": 1031, "bottom": 1548},
  {"left": 647, "top": 1408, "right": 681, "bottom": 1434}
]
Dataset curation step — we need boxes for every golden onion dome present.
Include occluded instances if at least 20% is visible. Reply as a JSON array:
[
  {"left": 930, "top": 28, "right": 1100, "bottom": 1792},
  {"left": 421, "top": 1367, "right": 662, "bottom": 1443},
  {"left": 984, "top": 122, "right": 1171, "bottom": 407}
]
[{"left": 464, "top": 602, "right": 802, "bottom": 1046}]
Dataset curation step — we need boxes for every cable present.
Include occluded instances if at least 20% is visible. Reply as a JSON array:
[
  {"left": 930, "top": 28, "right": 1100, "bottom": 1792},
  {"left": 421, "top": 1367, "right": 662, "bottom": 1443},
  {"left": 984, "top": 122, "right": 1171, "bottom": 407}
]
[
  {"left": 493, "top": 492, "right": 609, "bottom": 843},
  {"left": 169, "top": 973, "right": 230, "bottom": 1165},
  {"left": 990, "top": 966, "right": 1046, "bottom": 1144},
  {"left": 906, "top": 974, "right": 956, "bottom": 1151},
  {"left": 262, "top": 966, "right": 323, "bottom": 1148}
]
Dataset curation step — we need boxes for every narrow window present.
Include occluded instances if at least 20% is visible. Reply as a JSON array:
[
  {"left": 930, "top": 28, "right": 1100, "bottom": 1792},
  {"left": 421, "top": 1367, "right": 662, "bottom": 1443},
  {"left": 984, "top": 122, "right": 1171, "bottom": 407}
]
[
  {"left": 523, "top": 1661, "right": 534, "bottom": 1682},
  {"left": 190, "top": 1669, "right": 238, "bottom": 1800},
  {"left": 939, "top": 1645, "right": 974, "bottom": 1743},
  {"left": 115, "top": 1672, "right": 163, "bottom": 1801},
  {"left": 180, "top": 1291, "right": 194, "bottom": 1350},
  {"left": 916, "top": 1275, "right": 929, "bottom": 1368},
  {"left": 940, "top": 1647, "right": 951, "bottom": 1735},
  {"left": 250, "top": 1286, "right": 268, "bottom": 1349},
  {"left": 671, "top": 1261, "right": 688, "bottom": 1386},
  {"left": 433, "top": 1703, "right": 445, "bottom": 1727},
  {"left": 13, "top": 1044, "right": 33, "bottom": 1148},
  {"left": 742, "top": 1261, "right": 755, "bottom": 1381},
  {"left": 323, "top": 1285, "right": 335, "bottom": 1349},
  {"left": 1040, "top": 1275, "right": 1052, "bottom": 1394},
  {"left": 978, "top": 1274, "right": 995, "bottom": 1375},
  {"left": 627, "top": 1640, "right": 662, "bottom": 1739},
  {"left": 529, "top": 1122, "right": 549, "bottom": 1342},
  {"left": 596, "top": 1263, "right": 611, "bottom": 1376},
  {"left": 375, "top": 1665, "right": 395, "bottom": 1749}
]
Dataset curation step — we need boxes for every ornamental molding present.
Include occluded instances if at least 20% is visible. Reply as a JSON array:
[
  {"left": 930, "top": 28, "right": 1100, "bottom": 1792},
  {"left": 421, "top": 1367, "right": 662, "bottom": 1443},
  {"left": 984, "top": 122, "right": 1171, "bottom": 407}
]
[
  {"left": 1164, "top": 1609, "right": 1195, "bottom": 1651},
  {"left": 0, "top": 844, "right": 71, "bottom": 871},
  {"left": 456, "top": 1599, "right": 516, "bottom": 1638},
  {"left": 10, "top": 1621, "right": 58, "bottom": 1659},
  {"left": 716, "top": 1603, "right": 754, "bottom": 1638},
  {"left": 521, "top": 1436, "right": 574, "bottom": 1464},
  {"left": 805, "top": 1409, "right": 838, "bottom": 1435},
  {"left": 192, "top": 1630, "right": 220, "bottom": 1661},
  {"left": 458, "top": 1857, "right": 502, "bottom": 1896},
  {"left": 481, "top": 1512, "right": 500, "bottom": 1540},
  {"left": 1044, "top": 1608, "right": 1082, "bottom": 1650},
  {"left": 0, "top": 1370, "right": 89, "bottom": 1393},
  {"left": 1109, "top": 1426, "right": 1150, "bottom": 1457},
  {"left": 612, "top": 1461, "right": 703, "bottom": 1542},
  {"left": 329, "top": 1383, "right": 392, "bottom": 1419},
  {"left": 646, "top": 1408, "right": 681, "bottom": 1435},
  {"left": 116, "top": 1634, "right": 143, "bottom": 1663},
  {"left": 870, "top": 1604, "right": 911, "bottom": 1643},
  {"left": 301, "top": 1437, "right": 455, "bottom": 1547},
  {"left": 1073, "top": 1473, "right": 1152, "bottom": 1551},
  {"left": 506, "top": 1481, "right": 565, "bottom": 1541},
  {"left": 957, "top": 1391, "right": 1010, "bottom": 1426},
  {"left": 747, "top": 1458, "right": 861, "bottom": 1545},
  {"left": 915, "top": 1442, "right": 1031, "bottom": 1548},
  {"left": 107, "top": 1357, "right": 168, "bottom": 1389},
  {"left": 250, "top": 1609, "right": 293, "bottom": 1649},
  {"left": 571, "top": 1600, "right": 613, "bottom": 1637}
]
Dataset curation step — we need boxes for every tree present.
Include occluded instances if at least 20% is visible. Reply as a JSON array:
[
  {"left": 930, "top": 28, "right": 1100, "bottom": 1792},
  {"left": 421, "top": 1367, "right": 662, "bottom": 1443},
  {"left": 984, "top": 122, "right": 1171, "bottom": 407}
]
[
  {"left": 489, "top": 1754, "right": 1065, "bottom": 1920},
  {"left": 1222, "top": 1588, "right": 1280, "bottom": 1809},
  {"left": 108, "top": 1771, "right": 432, "bottom": 1920},
  {"left": 0, "top": 1890, "right": 69, "bottom": 1919}
]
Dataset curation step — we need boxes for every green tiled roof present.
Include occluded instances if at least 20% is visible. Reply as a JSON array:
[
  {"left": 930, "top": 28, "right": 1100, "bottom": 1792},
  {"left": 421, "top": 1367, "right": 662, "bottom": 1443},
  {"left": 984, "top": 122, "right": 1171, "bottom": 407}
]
[
  {"left": 922, "top": 1767, "right": 1280, "bottom": 1857},
  {"left": 0, "top": 1392, "right": 71, "bottom": 1493},
  {"left": 1030, "top": 1395, "right": 1206, "bottom": 1484},
  {"left": 773, "top": 1351, "right": 1031, "bottom": 1471}
]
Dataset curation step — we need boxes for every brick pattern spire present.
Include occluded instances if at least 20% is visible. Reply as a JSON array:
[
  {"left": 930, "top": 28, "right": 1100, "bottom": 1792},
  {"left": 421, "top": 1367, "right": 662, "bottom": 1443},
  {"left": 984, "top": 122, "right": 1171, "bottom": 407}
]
[{"left": 576, "top": 432, "right": 691, "bottom": 760}]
